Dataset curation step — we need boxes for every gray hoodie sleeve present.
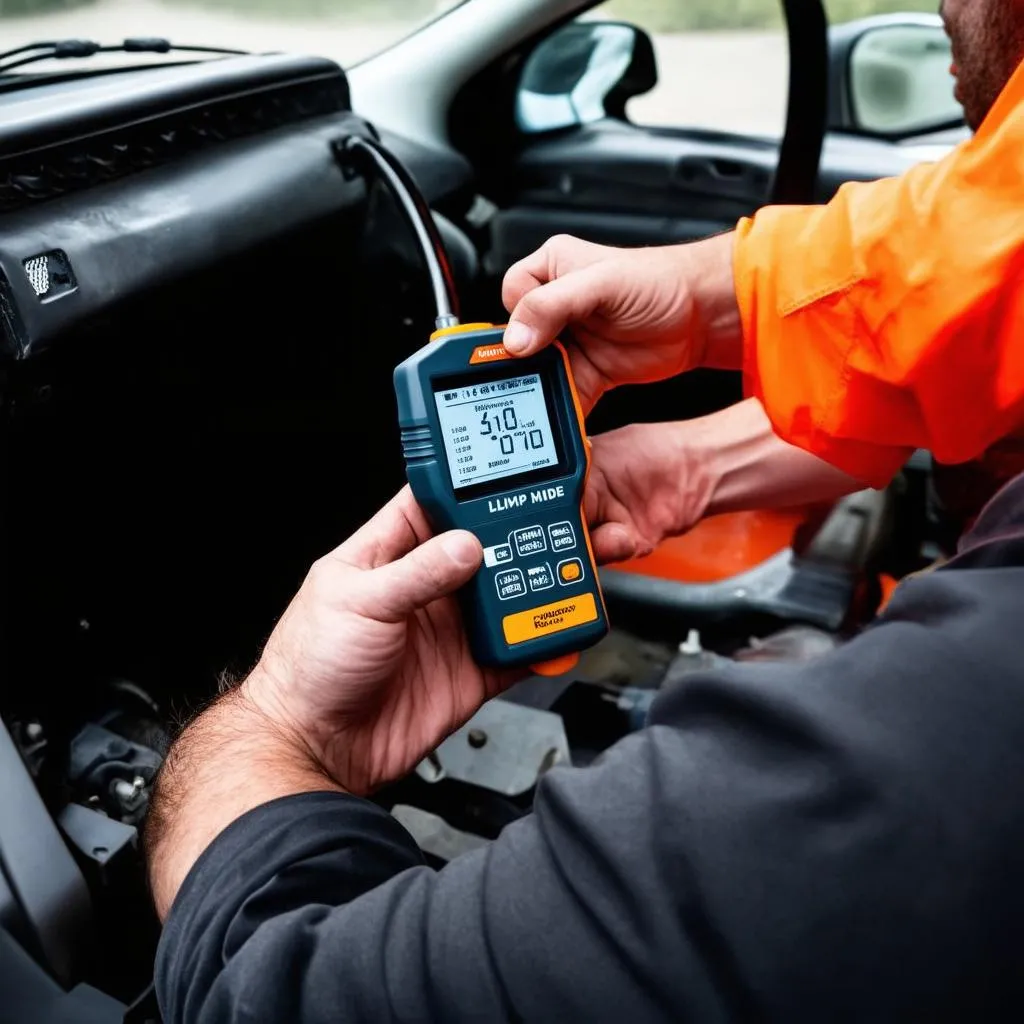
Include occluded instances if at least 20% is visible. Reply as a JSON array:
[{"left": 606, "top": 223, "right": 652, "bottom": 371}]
[{"left": 156, "top": 543, "right": 1024, "bottom": 1023}]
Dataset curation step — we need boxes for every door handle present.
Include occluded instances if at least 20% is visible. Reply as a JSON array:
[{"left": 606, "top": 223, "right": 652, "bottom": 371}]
[
  {"left": 707, "top": 159, "right": 751, "bottom": 181},
  {"left": 673, "top": 158, "right": 769, "bottom": 200}
]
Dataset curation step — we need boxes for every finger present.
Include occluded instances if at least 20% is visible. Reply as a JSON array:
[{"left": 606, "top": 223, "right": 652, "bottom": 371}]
[
  {"left": 564, "top": 340, "right": 609, "bottom": 416},
  {"left": 590, "top": 522, "right": 638, "bottom": 566},
  {"left": 331, "top": 487, "right": 432, "bottom": 571},
  {"left": 504, "top": 262, "right": 615, "bottom": 358},
  {"left": 354, "top": 529, "right": 483, "bottom": 622},
  {"left": 501, "top": 251, "right": 547, "bottom": 317},
  {"left": 501, "top": 235, "right": 605, "bottom": 315}
]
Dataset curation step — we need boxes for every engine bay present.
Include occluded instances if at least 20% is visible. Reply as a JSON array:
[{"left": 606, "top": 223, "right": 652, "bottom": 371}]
[{"left": 0, "top": 50, "right": 949, "bottom": 1020}]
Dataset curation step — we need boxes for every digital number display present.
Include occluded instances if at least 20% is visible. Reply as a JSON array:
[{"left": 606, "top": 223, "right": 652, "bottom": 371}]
[{"left": 434, "top": 373, "right": 558, "bottom": 491}]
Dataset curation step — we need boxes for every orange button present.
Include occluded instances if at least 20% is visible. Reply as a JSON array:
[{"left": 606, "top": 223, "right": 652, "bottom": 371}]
[
  {"left": 559, "top": 560, "right": 582, "bottom": 583},
  {"left": 503, "top": 593, "right": 598, "bottom": 646}
]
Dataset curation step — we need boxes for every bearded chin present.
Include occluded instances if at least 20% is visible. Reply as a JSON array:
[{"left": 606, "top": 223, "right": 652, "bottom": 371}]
[{"left": 961, "top": 10, "right": 1024, "bottom": 130}]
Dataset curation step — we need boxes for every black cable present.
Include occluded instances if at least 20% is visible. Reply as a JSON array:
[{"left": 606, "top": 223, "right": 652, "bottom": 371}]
[
  {"left": 122, "top": 39, "right": 250, "bottom": 56},
  {"left": 0, "top": 39, "right": 102, "bottom": 70},
  {"left": 336, "top": 134, "right": 460, "bottom": 331},
  {"left": 0, "top": 40, "right": 66, "bottom": 60},
  {"left": 0, "top": 37, "right": 249, "bottom": 74}
]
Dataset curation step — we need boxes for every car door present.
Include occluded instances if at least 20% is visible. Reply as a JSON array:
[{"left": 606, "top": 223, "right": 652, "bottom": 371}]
[
  {"left": 451, "top": 0, "right": 828, "bottom": 432},
  {"left": 450, "top": 2, "right": 963, "bottom": 436},
  {"left": 466, "top": 2, "right": 960, "bottom": 271}
]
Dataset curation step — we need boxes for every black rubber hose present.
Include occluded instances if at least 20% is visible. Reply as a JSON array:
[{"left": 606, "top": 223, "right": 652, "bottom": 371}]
[{"left": 337, "top": 134, "right": 460, "bottom": 329}]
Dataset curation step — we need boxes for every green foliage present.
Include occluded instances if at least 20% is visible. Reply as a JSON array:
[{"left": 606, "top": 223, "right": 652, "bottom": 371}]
[
  {"left": 605, "top": 0, "right": 779, "bottom": 32},
  {"left": 2, "top": 0, "right": 938, "bottom": 30},
  {"left": 825, "top": 0, "right": 940, "bottom": 24},
  {"left": 0, "top": 0, "right": 95, "bottom": 16},
  {"left": 604, "top": 0, "right": 940, "bottom": 33},
  {"left": 156, "top": 0, "right": 440, "bottom": 20}
]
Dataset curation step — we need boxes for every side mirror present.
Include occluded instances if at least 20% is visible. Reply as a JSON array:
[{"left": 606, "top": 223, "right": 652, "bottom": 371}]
[
  {"left": 830, "top": 15, "right": 965, "bottom": 138},
  {"left": 516, "top": 21, "right": 657, "bottom": 135}
]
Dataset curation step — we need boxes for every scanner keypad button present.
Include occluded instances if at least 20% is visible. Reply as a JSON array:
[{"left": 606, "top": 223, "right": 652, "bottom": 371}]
[
  {"left": 558, "top": 558, "right": 585, "bottom": 585},
  {"left": 484, "top": 543, "right": 514, "bottom": 567},
  {"left": 513, "top": 525, "right": 547, "bottom": 557},
  {"left": 527, "top": 563, "right": 555, "bottom": 592},
  {"left": 495, "top": 569, "right": 527, "bottom": 601},
  {"left": 548, "top": 522, "right": 577, "bottom": 552}
]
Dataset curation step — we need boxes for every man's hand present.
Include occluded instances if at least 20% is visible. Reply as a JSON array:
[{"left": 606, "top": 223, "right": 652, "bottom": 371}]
[
  {"left": 502, "top": 233, "right": 741, "bottom": 413},
  {"left": 583, "top": 401, "right": 866, "bottom": 566},
  {"left": 585, "top": 422, "right": 717, "bottom": 565},
  {"left": 245, "top": 488, "right": 515, "bottom": 796},
  {"left": 147, "top": 489, "right": 516, "bottom": 918}
]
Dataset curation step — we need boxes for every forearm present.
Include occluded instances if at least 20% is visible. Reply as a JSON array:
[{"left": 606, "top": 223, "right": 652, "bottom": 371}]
[
  {"left": 157, "top": 551, "right": 1022, "bottom": 1023},
  {"left": 146, "top": 676, "right": 342, "bottom": 920},
  {"left": 679, "top": 231, "right": 745, "bottom": 372},
  {"left": 695, "top": 398, "right": 867, "bottom": 516},
  {"left": 589, "top": 400, "right": 871, "bottom": 566}
]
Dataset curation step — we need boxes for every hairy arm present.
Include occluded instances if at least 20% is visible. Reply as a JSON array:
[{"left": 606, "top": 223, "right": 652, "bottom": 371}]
[
  {"left": 146, "top": 680, "right": 341, "bottom": 920},
  {"left": 587, "top": 398, "right": 863, "bottom": 565}
]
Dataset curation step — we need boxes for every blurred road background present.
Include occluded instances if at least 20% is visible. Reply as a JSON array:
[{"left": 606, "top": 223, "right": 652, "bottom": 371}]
[{"left": 0, "top": 0, "right": 937, "bottom": 136}]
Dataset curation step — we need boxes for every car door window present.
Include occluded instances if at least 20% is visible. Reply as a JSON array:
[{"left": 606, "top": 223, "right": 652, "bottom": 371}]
[
  {"left": 548, "top": 0, "right": 945, "bottom": 138},
  {"left": 589, "top": 0, "right": 790, "bottom": 137}
]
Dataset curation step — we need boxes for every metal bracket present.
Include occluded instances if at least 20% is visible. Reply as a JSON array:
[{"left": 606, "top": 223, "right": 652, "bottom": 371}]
[{"left": 417, "top": 699, "right": 571, "bottom": 798}]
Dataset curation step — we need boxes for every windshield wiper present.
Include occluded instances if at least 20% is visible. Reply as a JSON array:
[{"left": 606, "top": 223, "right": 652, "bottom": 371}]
[{"left": 0, "top": 38, "right": 250, "bottom": 74}]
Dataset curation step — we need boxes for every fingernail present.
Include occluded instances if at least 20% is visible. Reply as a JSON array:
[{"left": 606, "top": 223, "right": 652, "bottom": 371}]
[
  {"left": 504, "top": 321, "right": 534, "bottom": 354},
  {"left": 443, "top": 532, "right": 482, "bottom": 568}
]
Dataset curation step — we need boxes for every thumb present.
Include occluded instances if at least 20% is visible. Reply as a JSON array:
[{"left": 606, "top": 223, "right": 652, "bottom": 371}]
[
  {"left": 504, "top": 263, "right": 612, "bottom": 357},
  {"left": 590, "top": 522, "right": 639, "bottom": 566},
  {"left": 355, "top": 530, "right": 482, "bottom": 622}
]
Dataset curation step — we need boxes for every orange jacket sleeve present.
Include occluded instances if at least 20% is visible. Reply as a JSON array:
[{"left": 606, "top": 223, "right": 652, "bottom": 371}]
[{"left": 733, "top": 60, "right": 1024, "bottom": 489}]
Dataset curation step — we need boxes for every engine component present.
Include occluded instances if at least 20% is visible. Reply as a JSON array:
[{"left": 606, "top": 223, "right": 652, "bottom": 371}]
[
  {"left": 0, "top": 717, "right": 93, "bottom": 987},
  {"left": 0, "top": 929, "right": 125, "bottom": 1024},
  {"left": 391, "top": 806, "right": 488, "bottom": 864},
  {"left": 58, "top": 805, "right": 137, "bottom": 890},
  {"left": 662, "top": 629, "right": 732, "bottom": 684},
  {"left": 68, "top": 725, "right": 162, "bottom": 827},
  {"left": 417, "top": 700, "right": 570, "bottom": 798},
  {"left": 601, "top": 488, "right": 894, "bottom": 635},
  {"left": 733, "top": 626, "right": 841, "bottom": 664}
]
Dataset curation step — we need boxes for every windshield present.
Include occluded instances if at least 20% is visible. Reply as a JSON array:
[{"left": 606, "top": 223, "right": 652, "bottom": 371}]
[{"left": 0, "top": 0, "right": 467, "bottom": 72}]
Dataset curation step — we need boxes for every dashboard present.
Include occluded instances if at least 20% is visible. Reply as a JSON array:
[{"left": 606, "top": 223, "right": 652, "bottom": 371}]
[
  {"left": 0, "top": 55, "right": 474, "bottom": 358},
  {"left": 0, "top": 52, "right": 481, "bottom": 761},
  {"left": 0, "top": 53, "right": 489, "bottom": 1017}
]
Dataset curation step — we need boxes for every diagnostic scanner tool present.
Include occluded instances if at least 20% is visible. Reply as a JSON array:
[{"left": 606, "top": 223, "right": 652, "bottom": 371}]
[
  {"left": 337, "top": 134, "right": 608, "bottom": 673},
  {"left": 395, "top": 324, "right": 608, "bottom": 672}
]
